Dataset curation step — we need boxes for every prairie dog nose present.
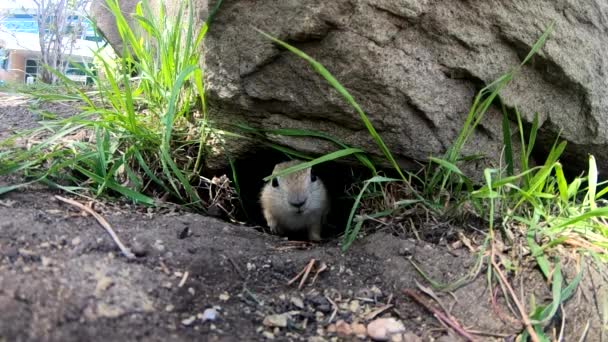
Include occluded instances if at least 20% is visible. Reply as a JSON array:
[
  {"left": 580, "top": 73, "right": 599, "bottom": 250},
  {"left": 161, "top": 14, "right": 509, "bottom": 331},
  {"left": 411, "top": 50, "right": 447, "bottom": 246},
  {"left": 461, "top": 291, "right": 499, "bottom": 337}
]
[{"left": 289, "top": 199, "right": 307, "bottom": 209}]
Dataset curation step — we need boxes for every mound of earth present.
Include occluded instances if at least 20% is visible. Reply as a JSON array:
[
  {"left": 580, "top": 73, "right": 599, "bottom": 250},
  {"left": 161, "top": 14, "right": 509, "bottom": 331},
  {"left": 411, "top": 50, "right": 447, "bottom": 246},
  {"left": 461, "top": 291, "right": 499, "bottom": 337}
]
[{"left": 0, "top": 94, "right": 604, "bottom": 341}]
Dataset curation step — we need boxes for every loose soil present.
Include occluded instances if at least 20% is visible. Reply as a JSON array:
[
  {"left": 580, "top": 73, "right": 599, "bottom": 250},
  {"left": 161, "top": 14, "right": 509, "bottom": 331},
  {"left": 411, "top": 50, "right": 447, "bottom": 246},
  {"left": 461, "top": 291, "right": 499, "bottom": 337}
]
[{"left": 0, "top": 92, "right": 605, "bottom": 341}]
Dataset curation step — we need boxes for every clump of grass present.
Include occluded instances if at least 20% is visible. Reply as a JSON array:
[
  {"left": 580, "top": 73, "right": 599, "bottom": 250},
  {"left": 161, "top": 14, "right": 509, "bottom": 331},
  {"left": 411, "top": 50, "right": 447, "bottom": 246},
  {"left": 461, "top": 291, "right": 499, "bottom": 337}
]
[{"left": 0, "top": 0, "right": 226, "bottom": 211}]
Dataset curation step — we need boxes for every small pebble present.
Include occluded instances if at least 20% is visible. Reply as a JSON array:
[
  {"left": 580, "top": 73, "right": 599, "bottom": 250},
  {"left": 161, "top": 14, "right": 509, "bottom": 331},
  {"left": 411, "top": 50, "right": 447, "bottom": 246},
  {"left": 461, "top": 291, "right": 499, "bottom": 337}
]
[
  {"left": 219, "top": 292, "right": 230, "bottom": 301},
  {"left": 352, "top": 322, "right": 367, "bottom": 338},
  {"left": 153, "top": 240, "right": 165, "bottom": 252},
  {"left": 402, "top": 332, "right": 422, "bottom": 342},
  {"left": 262, "top": 331, "right": 275, "bottom": 340},
  {"left": 390, "top": 334, "right": 403, "bottom": 342},
  {"left": 181, "top": 316, "right": 196, "bottom": 326},
  {"left": 367, "top": 318, "right": 406, "bottom": 341},
  {"left": 335, "top": 320, "right": 352, "bottom": 337},
  {"left": 290, "top": 296, "right": 304, "bottom": 309},
  {"left": 41, "top": 256, "right": 53, "bottom": 267},
  {"left": 263, "top": 314, "right": 288, "bottom": 328},
  {"left": 71, "top": 237, "right": 81, "bottom": 246},
  {"left": 202, "top": 308, "right": 218, "bottom": 322}
]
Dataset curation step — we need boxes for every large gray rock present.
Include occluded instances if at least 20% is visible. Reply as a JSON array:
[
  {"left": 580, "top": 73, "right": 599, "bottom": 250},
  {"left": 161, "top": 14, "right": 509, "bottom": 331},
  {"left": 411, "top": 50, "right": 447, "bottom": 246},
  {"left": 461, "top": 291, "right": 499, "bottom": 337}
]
[
  {"left": 90, "top": 0, "right": 141, "bottom": 55},
  {"left": 202, "top": 0, "right": 607, "bottom": 174},
  {"left": 93, "top": 0, "right": 608, "bottom": 174}
]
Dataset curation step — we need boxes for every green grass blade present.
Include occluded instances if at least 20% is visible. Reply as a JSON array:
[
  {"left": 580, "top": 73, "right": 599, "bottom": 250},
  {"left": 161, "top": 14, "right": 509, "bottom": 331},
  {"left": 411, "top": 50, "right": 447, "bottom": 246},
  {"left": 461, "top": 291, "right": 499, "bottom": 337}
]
[
  {"left": 501, "top": 102, "right": 514, "bottom": 176},
  {"left": 263, "top": 148, "right": 365, "bottom": 181},
  {"left": 588, "top": 155, "right": 598, "bottom": 209},
  {"left": 255, "top": 28, "right": 406, "bottom": 182},
  {"left": 520, "top": 22, "right": 555, "bottom": 67}
]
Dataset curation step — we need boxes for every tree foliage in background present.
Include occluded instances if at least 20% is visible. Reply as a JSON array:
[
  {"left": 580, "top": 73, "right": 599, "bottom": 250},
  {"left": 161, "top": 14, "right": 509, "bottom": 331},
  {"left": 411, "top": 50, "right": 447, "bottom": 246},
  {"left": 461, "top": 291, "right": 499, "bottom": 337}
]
[{"left": 32, "top": 0, "right": 90, "bottom": 84}]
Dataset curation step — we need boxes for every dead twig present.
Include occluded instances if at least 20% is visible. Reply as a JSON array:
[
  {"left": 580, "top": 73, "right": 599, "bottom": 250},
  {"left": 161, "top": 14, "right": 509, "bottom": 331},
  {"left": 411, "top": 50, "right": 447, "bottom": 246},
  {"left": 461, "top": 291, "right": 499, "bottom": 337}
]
[
  {"left": 403, "top": 288, "right": 478, "bottom": 342},
  {"left": 287, "top": 259, "right": 316, "bottom": 290},
  {"left": 310, "top": 261, "right": 327, "bottom": 285},
  {"left": 56, "top": 195, "right": 135, "bottom": 259},
  {"left": 325, "top": 295, "right": 338, "bottom": 323},
  {"left": 272, "top": 240, "right": 314, "bottom": 251},
  {"left": 159, "top": 260, "right": 171, "bottom": 275},
  {"left": 298, "top": 259, "right": 316, "bottom": 290},
  {"left": 491, "top": 257, "right": 538, "bottom": 342},
  {"left": 364, "top": 303, "right": 393, "bottom": 321},
  {"left": 178, "top": 271, "right": 189, "bottom": 287}
]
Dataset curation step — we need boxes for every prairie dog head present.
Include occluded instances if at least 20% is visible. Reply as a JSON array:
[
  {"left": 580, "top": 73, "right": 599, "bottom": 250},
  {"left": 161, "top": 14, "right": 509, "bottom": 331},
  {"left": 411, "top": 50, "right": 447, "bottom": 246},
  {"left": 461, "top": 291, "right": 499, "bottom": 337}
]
[{"left": 262, "top": 160, "right": 326, "bottom": 215}]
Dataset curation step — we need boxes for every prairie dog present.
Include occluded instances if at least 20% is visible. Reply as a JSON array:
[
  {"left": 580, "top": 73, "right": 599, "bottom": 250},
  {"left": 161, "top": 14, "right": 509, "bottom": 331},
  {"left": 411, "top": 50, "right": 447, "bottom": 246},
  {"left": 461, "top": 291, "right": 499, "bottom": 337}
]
[{"left": 260, "top": 160, "right": 330, "bottom": 241}]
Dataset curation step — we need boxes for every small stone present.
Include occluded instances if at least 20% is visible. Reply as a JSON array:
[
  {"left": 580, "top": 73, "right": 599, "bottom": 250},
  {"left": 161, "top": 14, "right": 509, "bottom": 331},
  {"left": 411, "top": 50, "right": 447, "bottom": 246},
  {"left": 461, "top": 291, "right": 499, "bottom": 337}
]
[
  {"left": 181, "top": 316, "right": 196, "bottom": 326},
  {"left": 246, "top": 262, "right": 256, "bottom": 271},
  {"left": 352, "top": 323, "right": 367, "bottom": 338},
  {"left": 18, "top": 248, "right": 37, "bottom": 258},
  {"left": 367, "top": 318, "right": 406, "bottom": 341},
  {"left": 263, "top": 314, "right": 288, "bottom": 328},
  {"left": 290, "top": 296, "right": 304, "bottom": 309},
  {"left": 188, "top": 287, "right": 195, "bottom": 295},
  {"left": 315, "top": 311, "right": 324, "bottom": 321},
  {"left": 317, "top": 304, "right": 331, "bottom": 313},
  {"left": 153, "top": 240, "right": 165, "bottom": 252},
  {"left": 370, "top": 286, "right": 382, "bottom": 297},
  {"left": 41, "top": 256, "right": 53, "bottom": 267},
  {"left": 308, "top": 337, "right": 327, "bottom": 342},
  {"left": 71, "top": 237, "right": 81, "bottom": 246},
  {"left": 94, "top": 276, "right": 113, "bottom": 297},
  {"left": 219, "top": 291, "right": 230, "bottom": 301},
  {"left": 349, "top": 300, "right": 360, "bottom": 313},
  {"left": 402, "top": 332, "right": 422, "bottom": 342},
  {"left": 262, "top": 331, "right": 275, "bottom": 339},
  {"left": 390, "top": 334, "right": 403, "bottom": 342},
  {"left": 335, "top": 320, "right": 352, "bottom": 337},
  {"left": 165, "top": 304, "right": 174, "bottom": 312},
  {"left": 202, "top": 308, "right": 218, "bottom": 322}
]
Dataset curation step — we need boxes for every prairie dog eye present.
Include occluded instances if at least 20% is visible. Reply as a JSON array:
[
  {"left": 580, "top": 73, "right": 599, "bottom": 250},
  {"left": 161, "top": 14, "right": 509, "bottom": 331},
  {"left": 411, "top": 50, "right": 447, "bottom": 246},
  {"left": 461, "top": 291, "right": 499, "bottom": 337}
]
[
  {"left": 310, "top": 173, "right": 317, "bottom": 182},
  {"left": 272, "top": 178, "right": 279, "bottom": 188}
]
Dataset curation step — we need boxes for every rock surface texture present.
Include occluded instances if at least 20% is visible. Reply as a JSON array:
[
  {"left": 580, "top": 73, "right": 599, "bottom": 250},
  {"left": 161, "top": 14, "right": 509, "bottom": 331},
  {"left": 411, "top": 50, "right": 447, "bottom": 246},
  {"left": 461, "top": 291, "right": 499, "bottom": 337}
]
[{"left": 94, "top": 0, "right": 608, "bottom": 173}]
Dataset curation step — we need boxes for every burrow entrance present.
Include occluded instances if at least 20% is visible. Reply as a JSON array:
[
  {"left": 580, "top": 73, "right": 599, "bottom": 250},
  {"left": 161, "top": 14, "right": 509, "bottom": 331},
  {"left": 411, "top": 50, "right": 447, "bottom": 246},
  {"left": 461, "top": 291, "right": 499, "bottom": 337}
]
[{"left": 226, "top": 148, "right": 374, "bottom": 240}]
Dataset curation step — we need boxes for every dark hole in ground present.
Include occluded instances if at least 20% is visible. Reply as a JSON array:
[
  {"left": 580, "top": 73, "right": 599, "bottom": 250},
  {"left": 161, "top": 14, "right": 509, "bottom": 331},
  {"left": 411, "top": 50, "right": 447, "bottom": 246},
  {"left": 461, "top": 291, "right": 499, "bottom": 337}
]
[{"left": 229, "top": 149, "right": 372, "bottom": 240}]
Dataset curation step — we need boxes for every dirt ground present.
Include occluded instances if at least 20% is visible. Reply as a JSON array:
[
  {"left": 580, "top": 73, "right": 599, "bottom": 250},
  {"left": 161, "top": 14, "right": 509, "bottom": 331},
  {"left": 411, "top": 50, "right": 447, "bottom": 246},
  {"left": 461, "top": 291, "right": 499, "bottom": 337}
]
[{"left": 0, "top": 93, "right": 605, "bottom": 341}]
